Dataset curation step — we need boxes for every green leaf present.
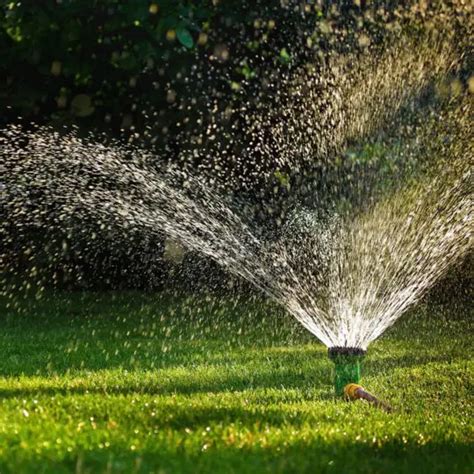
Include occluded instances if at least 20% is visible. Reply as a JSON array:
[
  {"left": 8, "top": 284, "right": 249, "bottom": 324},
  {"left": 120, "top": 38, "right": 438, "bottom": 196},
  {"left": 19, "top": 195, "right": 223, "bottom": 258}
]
[
  {"left": 279, "top": 48, "right": 291, "bottom": 64},
  {"left": 176, "top": 27, "right": 194, "bottom": 49},
  {"left": 70, "top": 94, "right": 94, "bottom": 117},
  {"left": 274, "top": 170, "right": 290, "bottom": 188}
]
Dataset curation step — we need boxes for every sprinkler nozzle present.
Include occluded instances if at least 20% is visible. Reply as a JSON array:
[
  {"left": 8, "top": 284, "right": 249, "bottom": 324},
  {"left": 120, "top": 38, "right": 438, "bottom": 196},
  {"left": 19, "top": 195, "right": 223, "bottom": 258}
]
[
  {"left": 328, "top": 347, "right": 366, "bottom": 396},
  {"left": 344, "top": 383, "right": 392, "bottom": 413}
]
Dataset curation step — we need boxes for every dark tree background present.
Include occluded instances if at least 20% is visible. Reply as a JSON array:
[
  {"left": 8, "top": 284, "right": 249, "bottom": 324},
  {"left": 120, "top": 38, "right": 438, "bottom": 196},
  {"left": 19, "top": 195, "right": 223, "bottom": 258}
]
[
  {"left": 1, "top": 0, "right": 471, "bottom": 297},
  {"left": 1, "top": 0, "right": 333, "bottom": 145}
]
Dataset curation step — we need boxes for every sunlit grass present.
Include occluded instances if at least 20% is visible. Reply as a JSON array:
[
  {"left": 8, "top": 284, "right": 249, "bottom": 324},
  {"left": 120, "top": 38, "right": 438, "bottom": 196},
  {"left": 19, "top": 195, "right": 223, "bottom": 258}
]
[{"left": 0, "top": 292, "right": 472, "bottom": 473}]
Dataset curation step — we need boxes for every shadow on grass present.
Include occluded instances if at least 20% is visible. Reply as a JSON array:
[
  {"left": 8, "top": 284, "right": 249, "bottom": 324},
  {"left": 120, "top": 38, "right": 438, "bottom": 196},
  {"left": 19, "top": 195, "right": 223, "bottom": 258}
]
[
  {"left": 0, "top": 350, "right": 464, "bottom": 408},
  {"left": 2, "top": 438, "right": 472, "bottom": 474},
  {"left": 362, "top": 352, "right": 464, "bottom": 377},
  {"left": 0, "top": 363, "right": 335, "bottom": 401},
  {"left": 0, "top": 336, "right": 461, "bottom": 383}
]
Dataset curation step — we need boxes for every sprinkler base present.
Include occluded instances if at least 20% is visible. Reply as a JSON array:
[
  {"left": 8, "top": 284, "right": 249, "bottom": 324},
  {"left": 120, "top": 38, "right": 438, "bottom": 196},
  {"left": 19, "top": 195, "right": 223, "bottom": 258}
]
[{"left": 328, "top": 347, "right": 366, "bottom": 397}]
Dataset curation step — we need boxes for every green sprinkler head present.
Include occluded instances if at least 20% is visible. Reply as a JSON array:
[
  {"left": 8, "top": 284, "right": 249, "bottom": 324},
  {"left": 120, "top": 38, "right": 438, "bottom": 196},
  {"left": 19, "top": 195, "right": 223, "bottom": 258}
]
[{"left": 328, "top": 347, "right": 366, "bottom": 397}]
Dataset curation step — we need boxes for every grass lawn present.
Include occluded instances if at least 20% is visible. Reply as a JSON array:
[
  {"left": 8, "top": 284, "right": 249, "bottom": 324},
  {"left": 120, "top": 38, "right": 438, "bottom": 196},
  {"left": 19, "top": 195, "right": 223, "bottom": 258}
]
[{"left": 0, "top": 291, "right": 472, "bottom": 473}]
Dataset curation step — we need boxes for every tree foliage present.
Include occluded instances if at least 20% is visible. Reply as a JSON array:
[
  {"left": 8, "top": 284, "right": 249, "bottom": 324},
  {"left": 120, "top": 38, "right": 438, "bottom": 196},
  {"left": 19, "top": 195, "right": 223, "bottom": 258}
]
[{"left": 0, "top": 0, "right": 324, "bottom": 145}]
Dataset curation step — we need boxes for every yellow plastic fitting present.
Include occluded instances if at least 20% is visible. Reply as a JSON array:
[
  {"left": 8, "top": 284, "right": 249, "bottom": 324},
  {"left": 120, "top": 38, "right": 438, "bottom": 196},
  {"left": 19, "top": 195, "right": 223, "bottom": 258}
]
[
  {"left": 344, "top": 383, "right": 363, "bottom": 400},
  {"left": 343, "top": 383, "right": 392, "bottom": 412}
]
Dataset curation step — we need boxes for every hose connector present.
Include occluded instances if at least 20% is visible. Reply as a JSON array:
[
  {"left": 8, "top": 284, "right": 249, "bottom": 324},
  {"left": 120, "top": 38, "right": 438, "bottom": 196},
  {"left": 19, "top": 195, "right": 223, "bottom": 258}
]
[{"left": 344, "top": 383, "right": 392, "bottom": 412}]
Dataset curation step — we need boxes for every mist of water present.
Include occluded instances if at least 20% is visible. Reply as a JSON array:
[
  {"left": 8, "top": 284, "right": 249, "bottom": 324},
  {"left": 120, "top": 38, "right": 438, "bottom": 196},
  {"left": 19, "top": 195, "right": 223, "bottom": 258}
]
[{"left": 1, "top": 31, "right": 472, "bottom": 350}]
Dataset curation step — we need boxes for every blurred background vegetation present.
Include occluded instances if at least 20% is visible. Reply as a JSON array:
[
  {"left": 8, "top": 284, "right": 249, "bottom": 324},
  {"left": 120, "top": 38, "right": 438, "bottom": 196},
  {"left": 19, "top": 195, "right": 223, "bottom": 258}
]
[
  {"left": 1, "top": 0, "right": 338, "bottom": 148},
  {"left": 1, "top": 0, "right": 472, "bottom": 299}
]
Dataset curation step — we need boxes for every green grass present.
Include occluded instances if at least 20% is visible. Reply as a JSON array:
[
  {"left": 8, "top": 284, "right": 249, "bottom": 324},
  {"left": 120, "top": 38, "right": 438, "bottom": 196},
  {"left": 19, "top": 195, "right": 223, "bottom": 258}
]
[{"left": 0, "top": 291, "right": 472, "bottom": 473}]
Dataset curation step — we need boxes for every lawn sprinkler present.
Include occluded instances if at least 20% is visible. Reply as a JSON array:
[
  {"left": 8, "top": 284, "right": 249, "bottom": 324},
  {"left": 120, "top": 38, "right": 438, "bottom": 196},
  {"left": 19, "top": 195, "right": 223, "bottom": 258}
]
[
  {"left": 328, "top": 347, "right": 366, "bottom": 396},
  {"left": 328, "top": 347, "right": 391, "bottom": 412}
]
